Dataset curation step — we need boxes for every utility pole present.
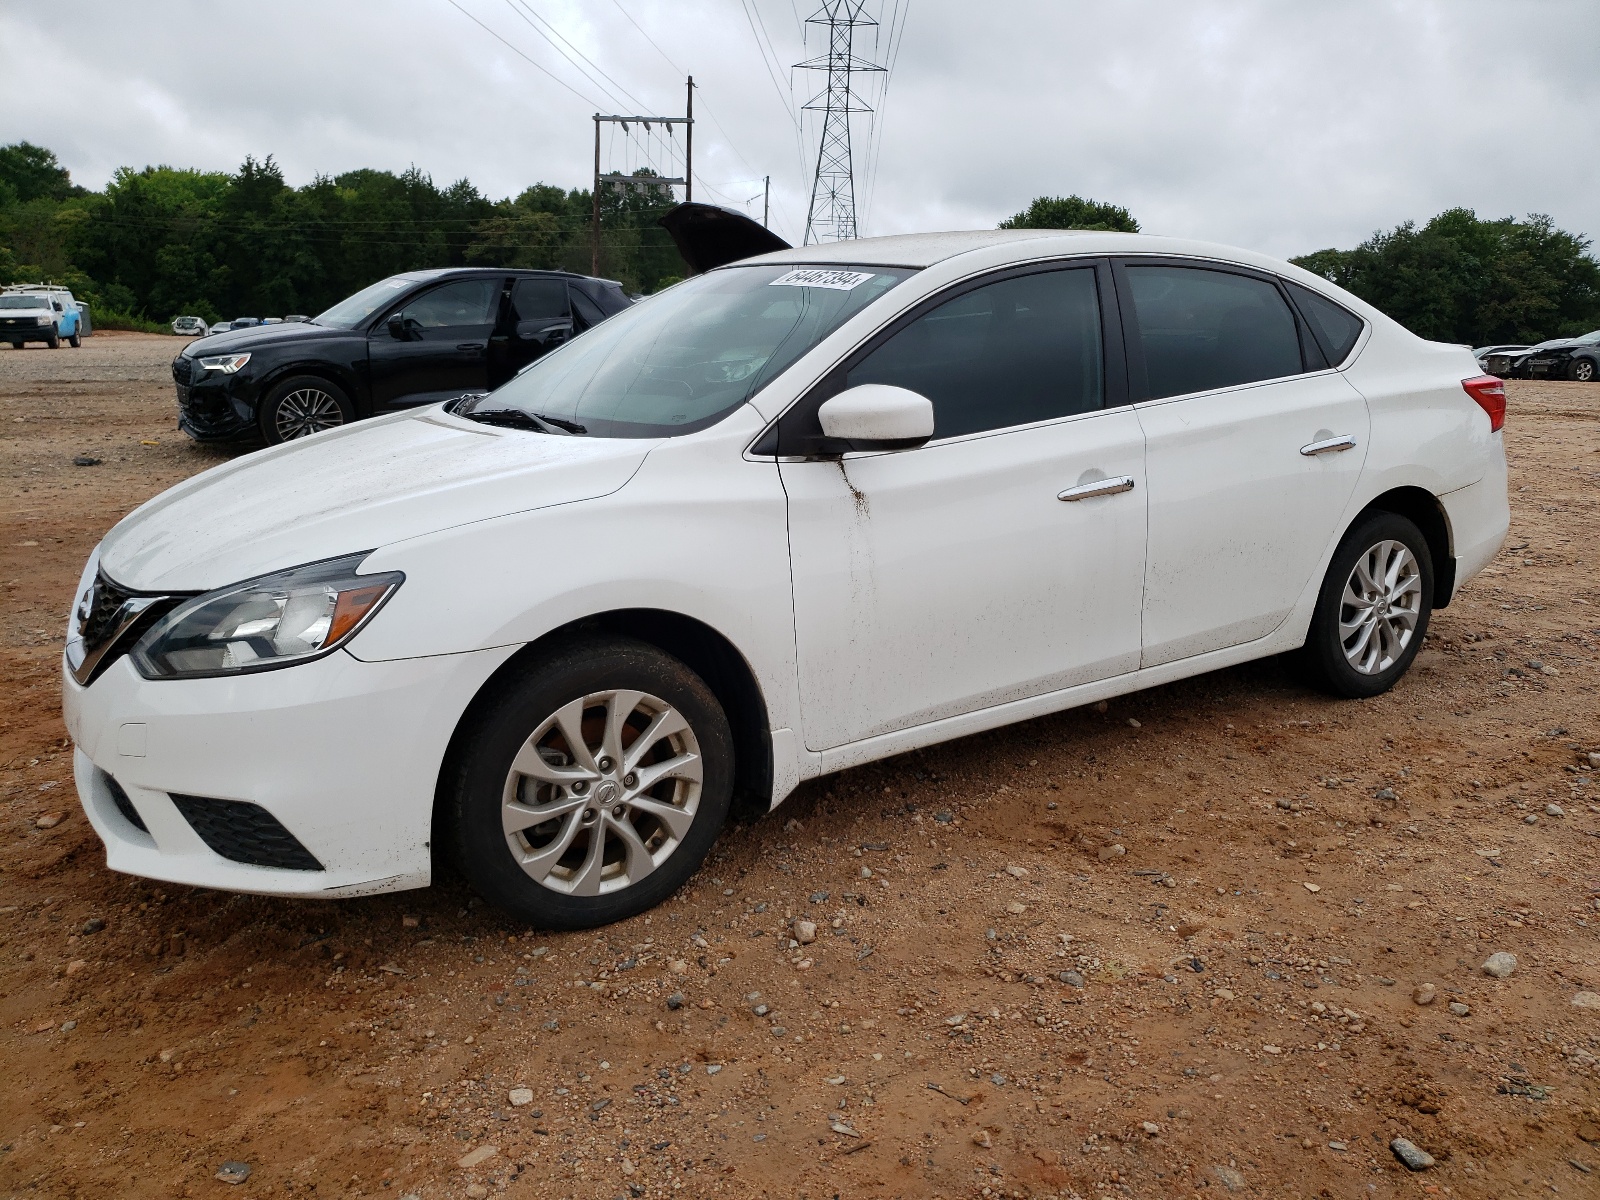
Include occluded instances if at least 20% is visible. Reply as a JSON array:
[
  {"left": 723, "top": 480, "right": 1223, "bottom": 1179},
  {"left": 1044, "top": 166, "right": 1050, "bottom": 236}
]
[
  {"left": 763, "top": 175, "right": 770, "bottom": 229},
  {"left": 589, "top": 77, "right": 695, "bottom": 277},
  {"left": 796, "top": 1, "right": 883, "bottom": 245}
]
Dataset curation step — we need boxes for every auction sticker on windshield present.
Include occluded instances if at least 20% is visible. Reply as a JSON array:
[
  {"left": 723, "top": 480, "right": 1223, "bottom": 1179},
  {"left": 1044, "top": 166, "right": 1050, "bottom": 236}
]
[{"left": 769, "top": 269, "right": 877, "bottom": 291}]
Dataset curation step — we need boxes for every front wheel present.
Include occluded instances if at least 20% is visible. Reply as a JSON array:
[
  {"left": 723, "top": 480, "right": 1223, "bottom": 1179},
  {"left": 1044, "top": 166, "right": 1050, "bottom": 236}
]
[
  {"left": 46, "top": 331, "right": 60, "bottom": 349},
  {"left": 258, "top": 375, "right": 353, "bottom": 444},
  {"left": 1569, "top": 357, "right": 1597, "bottom": 383},
  {"left": 446, "top": 638, "right": 734, "bottom": 929},
  {"left": 1296, "top": 511, "right": 1433, "bottom": 698}
]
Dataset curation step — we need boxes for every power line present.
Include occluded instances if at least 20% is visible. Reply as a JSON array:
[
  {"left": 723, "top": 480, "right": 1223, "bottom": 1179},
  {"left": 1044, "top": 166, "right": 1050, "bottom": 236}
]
[
  {"left": 508, "top": 0, "right": 648, "bottom": 111},
  {"left": 739, "top": 0, "right": 803, "bottom": 133},
  {"left": 443, "top": 0, "right": 605, "bottom": 109}
]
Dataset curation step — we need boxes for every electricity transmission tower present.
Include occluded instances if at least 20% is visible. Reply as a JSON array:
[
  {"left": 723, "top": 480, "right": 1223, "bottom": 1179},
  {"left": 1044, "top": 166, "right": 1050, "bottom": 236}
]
[{"left": 796, "top": 2, "right": 884, "bottom": 245}]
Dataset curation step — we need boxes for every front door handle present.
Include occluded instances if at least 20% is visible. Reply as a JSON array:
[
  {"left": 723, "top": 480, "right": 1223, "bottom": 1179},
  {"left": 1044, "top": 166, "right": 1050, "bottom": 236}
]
[
  {"left": 1300, "top": 434, "right": 1357, "bottom": 456},
  {"left": 457, "top": 342, "right": 486, "bottom": 353},
  {"left": 1058, "top": 475, "right": 1136, "bottom": 502}
]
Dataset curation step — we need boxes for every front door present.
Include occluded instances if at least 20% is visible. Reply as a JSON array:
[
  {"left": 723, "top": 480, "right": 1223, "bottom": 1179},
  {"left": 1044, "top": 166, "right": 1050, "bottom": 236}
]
[
  {"left": 1117, "top": 260, "right": 1371, "bottom": 667},
  {"left": 368, "top": 277, "right": 501, "bottom": 408},
  {"left": 780, "top": 263, "right": 1148, "bottom": 752}
]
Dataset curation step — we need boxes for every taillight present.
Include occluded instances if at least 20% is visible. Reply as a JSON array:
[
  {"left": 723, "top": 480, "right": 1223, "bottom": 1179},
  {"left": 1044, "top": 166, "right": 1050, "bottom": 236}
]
[{"left": 1462, "top": 375, "right": 1506, "bottom": 432}]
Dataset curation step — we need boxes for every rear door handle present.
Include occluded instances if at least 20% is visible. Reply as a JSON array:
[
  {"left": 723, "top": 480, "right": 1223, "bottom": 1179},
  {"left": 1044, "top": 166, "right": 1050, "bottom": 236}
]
[
  {"left": 1058, "top": 475, "right": 1136, "bottom": 501},
  {"left": 1300, "top": 434, "right": 1357, "bottom": 456}
]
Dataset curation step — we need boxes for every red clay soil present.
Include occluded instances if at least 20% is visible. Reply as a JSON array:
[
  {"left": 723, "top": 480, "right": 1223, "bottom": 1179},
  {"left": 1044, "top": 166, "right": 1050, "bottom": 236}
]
[{"left": 2, "top": 333, "right": 1597, "bottom": 1200}]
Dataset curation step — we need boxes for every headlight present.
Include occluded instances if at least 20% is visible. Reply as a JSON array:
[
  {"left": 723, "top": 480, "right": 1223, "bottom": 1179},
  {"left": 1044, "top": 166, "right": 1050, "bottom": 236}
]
[
  {"left": 130, "top": 553, "right": 403, "bottom": 679},
  {"left": 198, "top": 353, "right": 251, "bottom": 373},
  {"left": 37, "top": 315, "right": 54, "bottom": 326}
]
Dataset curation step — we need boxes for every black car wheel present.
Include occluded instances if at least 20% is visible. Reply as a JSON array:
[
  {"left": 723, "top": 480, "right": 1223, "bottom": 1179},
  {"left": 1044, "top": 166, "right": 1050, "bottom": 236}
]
[
  {"left": 445, "top": 637, "right": 734, "bottom": 930},
  {"left": 69, "top": 329, "right": 81, "bottom": 348},
  {"left": 46, "top": 331, "right": 59, "bottom": 349},
  {"left": 1295, "top": 511, "right": 1434, "bottom": 699},
  {"left": 1569, "top": 357, "right": 1597, "bottom": 383},
  {"left": 258, "top": 375, "right": 354, "bottom": 444}
]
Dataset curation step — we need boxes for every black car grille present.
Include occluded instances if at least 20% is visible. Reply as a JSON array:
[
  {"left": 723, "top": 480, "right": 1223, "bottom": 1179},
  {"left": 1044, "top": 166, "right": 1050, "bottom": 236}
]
[
  {"left": 68, "top": 569, "right": 184, "bottom": 686},
  {"left": 78, "top": 571, "right": 137, "bottom": 652},
  {"left": 171, "top": 356, "right": 193, "bottom": 385},
  {"left": 105, "top": 775, "right": 149, "bottom": 834},
  {"left": 170, "top": 795, "right": 324, "bottom": 871}
]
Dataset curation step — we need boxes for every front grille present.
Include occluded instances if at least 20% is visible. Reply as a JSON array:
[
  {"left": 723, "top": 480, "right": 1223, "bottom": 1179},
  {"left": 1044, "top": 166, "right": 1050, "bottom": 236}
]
[
  {"left": 105, "top": 775, "right": 148, "bottom": 833},
  {"left": 77, "top": 571, "right": 136, "bottom": 653},
  {"left": 170, "top": 794, "right": 324, "bottom": 871},
  {"left": 67, "top": 570, "right": 182, "bottom": 686},
  {"left": 171, "top": 356, "right": 193, "bottom": 385}
]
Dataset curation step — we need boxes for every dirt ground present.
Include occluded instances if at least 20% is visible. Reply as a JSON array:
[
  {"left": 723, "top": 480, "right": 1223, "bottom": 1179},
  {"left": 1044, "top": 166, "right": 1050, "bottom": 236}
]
[{"left": 2, "top": 332, "right": 1598, "bottom": 1200}]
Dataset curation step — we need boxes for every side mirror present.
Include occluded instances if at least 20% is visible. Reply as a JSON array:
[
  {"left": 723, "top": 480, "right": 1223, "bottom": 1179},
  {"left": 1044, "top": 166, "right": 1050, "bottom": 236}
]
[
  {"left": 386, "top": 313, "right": 408, "bottom": 340},
  {"left": 816, "top": 384, "right": 934, "bottom": 451},
  {"left": 53, "top": 302, "right": 63, "bottom": 312}
]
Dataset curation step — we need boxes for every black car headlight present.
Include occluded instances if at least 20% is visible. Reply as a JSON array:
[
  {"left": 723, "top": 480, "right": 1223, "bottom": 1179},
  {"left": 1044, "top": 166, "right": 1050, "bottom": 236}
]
[
  {"left": 198, "top": 352, "right": 252, "bottom": 374},
  {"left": 130, "top": 553, "right": 403, "bottom": 679}
]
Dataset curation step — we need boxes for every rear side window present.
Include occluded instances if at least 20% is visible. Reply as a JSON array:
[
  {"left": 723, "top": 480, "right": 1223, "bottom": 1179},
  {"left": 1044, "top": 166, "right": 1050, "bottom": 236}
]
[
  {"left": 1285, "top": 281, "right": 1364, "bottom": 365},
  {"left": 846, "top": 267, "right": 1104, "bottom": 439},
  {"left": 1125, "top": 265, "right": 1303, "bottom": 400},
  {"left": 512, "top": 278, "right": 570, "bottom": 321}
]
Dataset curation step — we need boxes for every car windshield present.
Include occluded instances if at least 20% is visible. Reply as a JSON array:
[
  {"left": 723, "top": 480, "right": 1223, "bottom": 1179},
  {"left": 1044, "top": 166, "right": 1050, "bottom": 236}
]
[
  {"left": 476, "top": 263, "right": 915, "bottom": 438},
  {"left": 312, "top": 276, "right": 420, "bottom": 329},
  {"left": 1577, "top": 330, "right": 1600, "bottom": 344},
  {"left": 0, "top": 295, "right": 47, "bottom": 310}
]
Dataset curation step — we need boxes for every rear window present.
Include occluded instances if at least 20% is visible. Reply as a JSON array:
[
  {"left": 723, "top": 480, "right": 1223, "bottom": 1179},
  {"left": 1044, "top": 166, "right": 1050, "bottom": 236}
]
[{"left": 1285, "top": 281, "right": 1365, "bottom": 365}]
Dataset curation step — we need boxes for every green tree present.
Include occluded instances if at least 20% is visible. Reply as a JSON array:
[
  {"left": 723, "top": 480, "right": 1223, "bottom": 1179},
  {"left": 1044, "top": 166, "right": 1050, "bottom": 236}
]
[
  {"left": 0, "top": 142, "right": 82, "bottom": 206},
  {"left": 1000, "top": 194, "right": 1140, "bottom": 233},
  {"left": 1291, "top": 209, "right": 1600, "bottom": 345}
]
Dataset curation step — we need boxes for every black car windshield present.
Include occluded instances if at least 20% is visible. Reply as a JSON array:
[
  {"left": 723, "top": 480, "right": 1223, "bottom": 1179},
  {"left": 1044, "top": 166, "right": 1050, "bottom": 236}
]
[
  {"left": 0, "top": 295, "right": 48, "bottom": 310},
  {"left": 313, "top": 276, "right": 421, "bottom": 329},
  {"left": 1577, "top": 330, "right": 1600, "bottom": 344},
  {"left": 474, "top": 263, "right": 915, "bottom": 438}
]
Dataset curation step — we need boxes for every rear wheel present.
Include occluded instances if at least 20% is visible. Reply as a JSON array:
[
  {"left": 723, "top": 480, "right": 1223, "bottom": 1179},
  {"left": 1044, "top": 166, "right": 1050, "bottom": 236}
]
[
  {"left": 1569, "top": 357, "right": 1597, "bottom": 383},
  {"left": 258, "top": 375, "right": 353, "bottom": 444},
  {"left": 1296, "top": 511, "right": 1433, "bottom": 698},
  {"left": 446, "top": 638, "right": 734, "bottom": 929},
  {"left": 68, "top": 328, "right": 81, "bottom": 348}
]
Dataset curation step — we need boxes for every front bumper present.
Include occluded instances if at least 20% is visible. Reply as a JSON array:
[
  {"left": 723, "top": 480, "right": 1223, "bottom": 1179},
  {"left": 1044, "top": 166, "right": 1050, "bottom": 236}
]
[
  {"left": 63, "top": 642, "right": 518, "bottom": 898},
  {"left": 172, "top": 359, "right": 262, "bottom": 441},
  {"left": 1, "top": 318, "right": 57, "bottom": 343}
]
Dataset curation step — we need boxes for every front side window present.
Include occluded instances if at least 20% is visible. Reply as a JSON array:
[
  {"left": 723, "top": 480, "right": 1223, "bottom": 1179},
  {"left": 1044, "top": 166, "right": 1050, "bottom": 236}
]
[
  {"left": 400, "top": 280, "right": 498, "bottom": 329},
  {"left": 845, "top": 267, "right": 1104, "bottom": 439},
  {"left": 481, "top": 263, "right": 913, "bottom": 438},
  {"left": 1126, "top": 265, "right": 1303, "bottom": 400}
]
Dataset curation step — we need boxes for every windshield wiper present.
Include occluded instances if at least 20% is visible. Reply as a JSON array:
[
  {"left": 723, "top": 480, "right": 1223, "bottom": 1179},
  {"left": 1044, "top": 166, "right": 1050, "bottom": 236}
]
[
  {"left": 460, "top": 406, "right": 573, "bottom": 436},
  {"left": 530, "top": 412, "right": 587, "bottom": 435}
]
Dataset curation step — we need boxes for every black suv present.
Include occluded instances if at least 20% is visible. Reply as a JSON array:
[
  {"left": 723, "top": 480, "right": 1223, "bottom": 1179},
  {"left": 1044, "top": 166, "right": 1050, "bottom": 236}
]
[{"left": 171, "top": 268, "right": 631, "bottom": 444}]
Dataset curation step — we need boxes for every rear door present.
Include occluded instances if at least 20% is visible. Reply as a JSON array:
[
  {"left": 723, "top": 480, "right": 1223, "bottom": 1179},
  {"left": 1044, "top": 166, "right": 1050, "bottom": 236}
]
[
  {"left": 489, "top": 276, "right": 574, "bottom": 388},
  {"left": 1118, "top": 259, "right": 1370, "bottom": 667},
  {"left": 368, "top": 277, "right": 501, "bottom": 407}
]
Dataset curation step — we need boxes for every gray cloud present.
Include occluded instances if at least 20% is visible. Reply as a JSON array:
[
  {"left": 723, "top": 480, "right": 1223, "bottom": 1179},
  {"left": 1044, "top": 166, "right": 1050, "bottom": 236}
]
[{"left": 3, "top": 0, "right": 1596, "bottom": 259}]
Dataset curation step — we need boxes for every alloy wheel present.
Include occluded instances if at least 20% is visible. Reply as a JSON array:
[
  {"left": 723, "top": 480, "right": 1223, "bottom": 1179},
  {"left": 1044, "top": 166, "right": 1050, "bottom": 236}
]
[
  {"left": 500, "top": 689, "right": 703, "bottom": 896},
  {"left": 1338, "top": 539, "right": 1422, "bottom": 674},
  {"left": 274, "top": 388, "right": 345, "bottom": 439}
]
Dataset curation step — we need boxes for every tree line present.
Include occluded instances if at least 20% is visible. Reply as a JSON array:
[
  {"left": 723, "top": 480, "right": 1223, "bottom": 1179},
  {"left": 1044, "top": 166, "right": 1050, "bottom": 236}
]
[
  {"left": 5, "top": 141, "right": 1598, "bottom": 346},
  {"left": 0, "top": 142, "right": 685, "bottom": 328}
]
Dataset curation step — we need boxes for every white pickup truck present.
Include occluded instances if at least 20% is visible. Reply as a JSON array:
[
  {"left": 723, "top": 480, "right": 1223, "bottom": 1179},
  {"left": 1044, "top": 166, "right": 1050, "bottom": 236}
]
[{"left": 0, "top": 285, "right": 90, "bottom": 348}]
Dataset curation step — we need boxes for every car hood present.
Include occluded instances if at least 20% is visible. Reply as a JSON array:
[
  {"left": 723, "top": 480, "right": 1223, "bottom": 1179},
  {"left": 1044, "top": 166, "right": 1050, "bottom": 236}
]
[
  {"left": 98, "top": 409, "right": 655, "bottom": 592},
  {"left": 1524, "top": 338, "right": 1593, "bottom": 353},
  {"left": 182, "top": 321, "right": 353, "bottom": 354}
]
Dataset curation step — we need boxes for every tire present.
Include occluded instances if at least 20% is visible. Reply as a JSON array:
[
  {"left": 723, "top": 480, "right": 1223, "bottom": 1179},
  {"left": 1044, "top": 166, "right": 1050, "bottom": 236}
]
[
  {"left": 446, "top": 638, "right": 734, "bottom": 929},
  {"left": 69, "top": 329, "right": 81, "bottom": 348},
  {"left": 257, "top": 375, "right": 354, "bottom": 444},
  {"left": 1569, "top": 357, "right": 1597, "bottom": 383},
  {"left": 1296, "top": 511, "right": 1434, "bottom": 699},
  {"left": 46, "top": 331, "right": 59, "bottom": 349}
]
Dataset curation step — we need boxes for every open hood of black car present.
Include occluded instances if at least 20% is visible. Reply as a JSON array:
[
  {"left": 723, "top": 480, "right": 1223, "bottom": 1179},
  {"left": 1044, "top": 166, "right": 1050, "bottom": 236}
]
[{"left": 658, "top": 202, "right": 791, "bottom": 274}]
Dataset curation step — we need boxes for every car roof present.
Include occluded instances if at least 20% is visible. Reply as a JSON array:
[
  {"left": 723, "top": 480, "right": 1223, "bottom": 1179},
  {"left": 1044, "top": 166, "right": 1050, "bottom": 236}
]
[
  {"left": 732, "top": 229, "right": 1306, "bottom": 276},
  {"left": 401, "top": 266, "right": 613, "bottom": 285}
]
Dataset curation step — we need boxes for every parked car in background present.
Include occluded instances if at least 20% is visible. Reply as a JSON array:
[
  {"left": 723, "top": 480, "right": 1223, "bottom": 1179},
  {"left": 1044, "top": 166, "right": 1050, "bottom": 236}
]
[
  {"left": 208, "top": 321, "right": 231, "bottom": 336},
  {"left": 1475, "top": 344, "right": 1528, "bottom": 376},
  {"left": 171, "top": 267, "right": 632, "bottom": 444},
  {"left": 3, "top": 284, "right": 90, "bottom": 339},
  {"left": 261, "top": 317, "right": 284, "bottom": 325},
  {"left": 229, "top": 318, "right": 261, "bottom": 330},
  {"left": 283, "top": 314, "right": 310, "bottom": 323},
  {"left": 0, "top": 290, "right": 81, "bottom": 347},
  {"left": 171, "top": 316, "right": 209, "bottom": 337},
  {"left": 74, "top": 212, "right": 1508, "bottom": 928},
  {"left": 1500, "top": 331, "right": 1600, "bottom": 382}
]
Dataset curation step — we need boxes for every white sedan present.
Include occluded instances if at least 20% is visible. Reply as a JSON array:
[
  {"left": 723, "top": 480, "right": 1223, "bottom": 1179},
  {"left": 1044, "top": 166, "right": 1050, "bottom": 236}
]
[{"left": 62, "top": 227, "right": 1509, "bottom": 928}]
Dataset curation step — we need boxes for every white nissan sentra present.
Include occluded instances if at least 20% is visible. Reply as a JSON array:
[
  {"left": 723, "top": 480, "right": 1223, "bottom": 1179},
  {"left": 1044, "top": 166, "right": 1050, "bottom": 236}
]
[{"left": 62, "top": 221, "right": 1509, "bottom": 929}]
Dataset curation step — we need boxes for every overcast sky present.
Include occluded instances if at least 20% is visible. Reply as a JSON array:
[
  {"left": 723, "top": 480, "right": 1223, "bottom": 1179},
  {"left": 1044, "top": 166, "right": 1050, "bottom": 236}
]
[{"left": 3, "top": 0, "right": 1596, "bottom": 260}]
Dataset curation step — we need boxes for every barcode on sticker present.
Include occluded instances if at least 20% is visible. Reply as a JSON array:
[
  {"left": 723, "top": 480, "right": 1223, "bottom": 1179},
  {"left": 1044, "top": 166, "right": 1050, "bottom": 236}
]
[{"left": 769, "top": 269, "right": 876, "bottom": 291}]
